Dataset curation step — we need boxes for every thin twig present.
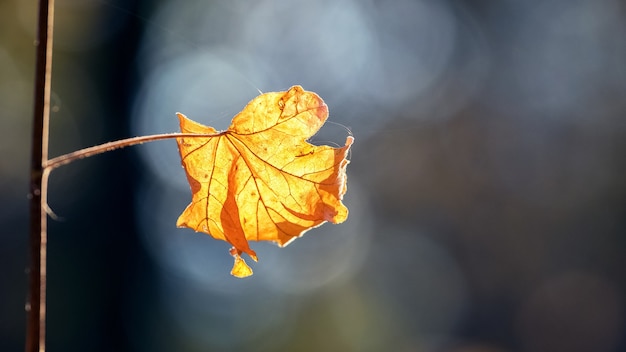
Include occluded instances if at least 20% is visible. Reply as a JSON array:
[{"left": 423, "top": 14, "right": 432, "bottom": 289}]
[
  {"left": 27, "top": 0, "right": 54, "bottom": 351},
  {"left": 25, "top": 3, "right": 220, "bottom": 349}
]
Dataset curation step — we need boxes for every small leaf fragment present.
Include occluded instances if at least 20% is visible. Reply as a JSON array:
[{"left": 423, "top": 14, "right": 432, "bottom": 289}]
[
  {"left": 229, "top": 247, "right": 255, "bottom": 278},
  {"left": 231, "top": 256, "right": 252, "bottom": 278}
]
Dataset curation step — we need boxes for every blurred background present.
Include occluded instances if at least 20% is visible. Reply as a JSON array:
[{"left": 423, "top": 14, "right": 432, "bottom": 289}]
[{"left": 2, "top": 0, "right": 625, "bottom": 351}]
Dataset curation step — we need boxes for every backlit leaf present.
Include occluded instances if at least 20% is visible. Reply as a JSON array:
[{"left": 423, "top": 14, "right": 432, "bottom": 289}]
[{"left": 176, "top": 86, "right": 353, "bottom": 277}]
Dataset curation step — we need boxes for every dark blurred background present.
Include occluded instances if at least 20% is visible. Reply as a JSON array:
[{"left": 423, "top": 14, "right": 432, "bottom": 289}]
[{"left": 2, "top": 0, "right": 625, "bottom": 351}]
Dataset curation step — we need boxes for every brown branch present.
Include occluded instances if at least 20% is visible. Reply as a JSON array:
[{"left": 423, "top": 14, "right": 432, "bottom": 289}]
[
  {"left": 27, "top": 0, "right": 54, "bottom": 351},
  {"left": 25, "top": 3, "right": 219, "bottom": 350}
]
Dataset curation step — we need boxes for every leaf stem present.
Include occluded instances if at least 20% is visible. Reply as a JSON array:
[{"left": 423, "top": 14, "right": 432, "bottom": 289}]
[{"left": 44, "top": 132, "right": 221, "bottom": 171}]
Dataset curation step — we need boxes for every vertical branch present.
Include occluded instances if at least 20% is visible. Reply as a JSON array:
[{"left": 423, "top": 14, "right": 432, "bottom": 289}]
[{"left": 27, "top": 0, "right": 54, "bottom": 351}]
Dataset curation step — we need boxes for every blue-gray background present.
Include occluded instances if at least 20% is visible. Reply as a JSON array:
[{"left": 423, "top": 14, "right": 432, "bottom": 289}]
[{"left": 1, "top": 0, "right": 625, "bottom": 351}]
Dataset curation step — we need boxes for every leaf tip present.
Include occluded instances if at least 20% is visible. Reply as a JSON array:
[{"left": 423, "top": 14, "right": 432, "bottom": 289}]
[{"left": 230, "top": 252, "right": 254, "bottom": 278}]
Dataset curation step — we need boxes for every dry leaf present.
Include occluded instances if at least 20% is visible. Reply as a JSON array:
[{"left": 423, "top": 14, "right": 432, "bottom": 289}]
[{"left": 176, "top": 86, "right": 353, "bottom": 277}]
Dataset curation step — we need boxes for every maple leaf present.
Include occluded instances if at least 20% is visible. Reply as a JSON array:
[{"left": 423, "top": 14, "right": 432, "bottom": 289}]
[{"left": 176, "top": 85, "right": 353, "bottom": 277}]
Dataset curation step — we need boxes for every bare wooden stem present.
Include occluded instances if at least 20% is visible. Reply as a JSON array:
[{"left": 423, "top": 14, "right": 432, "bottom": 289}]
[
  {"left": 27, "top": 0, "right": 54, "bottom": 351},
  {"left": 25, "top": 2, "right": 220, "bottom": 350}
]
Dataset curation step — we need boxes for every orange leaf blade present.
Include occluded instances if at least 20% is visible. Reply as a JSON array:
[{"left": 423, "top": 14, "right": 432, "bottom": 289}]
[{"left": 176, "top": 86, "right": 353, "bottom": 278}]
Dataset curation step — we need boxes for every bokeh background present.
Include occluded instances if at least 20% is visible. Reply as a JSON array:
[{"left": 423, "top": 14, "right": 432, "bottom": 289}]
[{"left": 2, "top": 0, "right": 626, "bottom": 351}]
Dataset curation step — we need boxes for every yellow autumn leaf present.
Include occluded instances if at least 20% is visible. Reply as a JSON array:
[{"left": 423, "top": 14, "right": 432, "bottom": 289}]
[{"left": 176, "top": 86, "right": 353, "bottom": 277}]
